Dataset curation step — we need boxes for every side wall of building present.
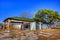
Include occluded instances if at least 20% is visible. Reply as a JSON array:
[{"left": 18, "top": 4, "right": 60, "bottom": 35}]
[{"left": 30, "top": 22, "right": 49, "bottom": 30}]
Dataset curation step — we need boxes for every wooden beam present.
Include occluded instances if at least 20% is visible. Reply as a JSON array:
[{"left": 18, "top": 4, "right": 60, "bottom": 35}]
[
  {"left": 10, "top": 20, "right": 31, "bottom": 23},
  {"left": 11, "top": 20, "right": 24, "bottom": 22}
]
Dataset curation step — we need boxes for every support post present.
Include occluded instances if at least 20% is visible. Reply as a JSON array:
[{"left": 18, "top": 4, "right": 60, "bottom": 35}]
[
  {"left": 3, "top": 22, "right": 6, "bottom": 31},
  {"left": 39, "top": 22, "right": 42, "bottom": 30},
  {"left": 7, "top": 19, "right": 11, "bottom": 31}
]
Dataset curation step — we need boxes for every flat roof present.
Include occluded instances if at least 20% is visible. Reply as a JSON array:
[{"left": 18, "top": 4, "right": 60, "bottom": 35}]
[{"left": 3, "top": 17, "right": 34, "bottom": 22}]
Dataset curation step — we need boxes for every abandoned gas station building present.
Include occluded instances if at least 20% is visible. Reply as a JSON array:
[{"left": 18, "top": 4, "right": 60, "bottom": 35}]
[{"left": 3, "top": 17, "right": 51, "bottom": 31}]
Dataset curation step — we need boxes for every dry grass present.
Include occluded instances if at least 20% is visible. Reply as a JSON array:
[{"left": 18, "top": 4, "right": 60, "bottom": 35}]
[
  {"left": 9, "top": 28, "right": 60, "bottom": 40},
  {"left": 0, "top": 28, "right": 60, "bottom": 40}
]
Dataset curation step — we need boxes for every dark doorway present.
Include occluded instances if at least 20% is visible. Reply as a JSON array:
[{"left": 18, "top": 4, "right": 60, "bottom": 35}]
[{"left": 24, "top": 24, "right": 30, "bottom": 30}]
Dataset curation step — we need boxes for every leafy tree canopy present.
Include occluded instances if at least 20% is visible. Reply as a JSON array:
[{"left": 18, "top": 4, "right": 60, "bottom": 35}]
[{"left": 33, "top": 9, "right": 60, "bottom": 24}]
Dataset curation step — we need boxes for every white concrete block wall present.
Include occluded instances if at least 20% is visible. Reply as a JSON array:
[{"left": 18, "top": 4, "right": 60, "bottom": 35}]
[
  {"left": 30, "top": 22, "right": 36, "bottom": 30},
  {"left": 41, "top": 24, "right": 48, "bottom": 29}
]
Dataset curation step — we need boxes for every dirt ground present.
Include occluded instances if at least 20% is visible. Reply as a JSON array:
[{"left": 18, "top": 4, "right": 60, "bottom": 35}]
[{"left": 0, "top": 28, "right": 60, "bottom": 40}]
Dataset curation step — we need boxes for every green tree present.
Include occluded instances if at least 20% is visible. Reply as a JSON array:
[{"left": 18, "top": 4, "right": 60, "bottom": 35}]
[{"left": 33, "top": 9, "right": 60, "bottom": 27}]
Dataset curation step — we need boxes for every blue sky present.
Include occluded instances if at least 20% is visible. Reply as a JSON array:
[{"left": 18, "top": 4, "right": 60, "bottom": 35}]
[{"left": 0, "top": 0, "right": 60, "bottom": 22}]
